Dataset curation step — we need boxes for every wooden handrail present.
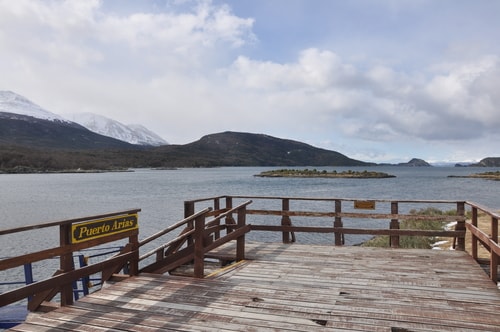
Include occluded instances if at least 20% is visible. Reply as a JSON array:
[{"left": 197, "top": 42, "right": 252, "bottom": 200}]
[
  {"left": 1, "top": 229, "right": 138, "bottom": 271},
  {"left": 0, "top": 209, "right": 141, "bottom": 236},
  {"left": 139, "top": 228, "right": 196, "bottom": 261},
  {"left": 246, "top": 209, "right": 464, "bottom": 221},
  {"left": 250, "top": 225, "right": 465, "bottom": 237},
  {"left": 139, "top": 207, "right": 211, "bottom": 247},
  {"left": 0, "top": 210, "right": 141, "bottom": 310}
]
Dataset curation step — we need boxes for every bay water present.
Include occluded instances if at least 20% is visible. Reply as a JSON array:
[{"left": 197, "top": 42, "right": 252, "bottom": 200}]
[{"left": 1, "top": 166, "right": 499, "bottom": 291}]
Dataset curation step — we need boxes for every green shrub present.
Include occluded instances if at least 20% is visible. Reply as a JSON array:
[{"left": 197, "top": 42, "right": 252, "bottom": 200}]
[{"left": 362, "top": 207, "right": 454, "bottom": 249}]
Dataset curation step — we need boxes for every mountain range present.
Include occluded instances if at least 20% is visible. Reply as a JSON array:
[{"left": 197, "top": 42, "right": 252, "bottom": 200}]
[
  {"left": 0, "top": 91, "right": 372, "bottom": 170},
  {"left": 1, "top": 91, "right": 499, "bottom": 172}
]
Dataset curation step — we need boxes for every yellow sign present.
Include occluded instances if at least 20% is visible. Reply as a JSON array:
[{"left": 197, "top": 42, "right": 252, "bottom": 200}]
[
  {"left": 354, "top": 200, "right": 376, "bottom": 210},
  {"left": 71, "top": 214, "right": 138, "bottom": 244}
]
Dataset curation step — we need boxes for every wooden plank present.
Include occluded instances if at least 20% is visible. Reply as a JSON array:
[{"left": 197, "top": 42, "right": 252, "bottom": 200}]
[{"left": 11, "top": 243, "right": 500, "bottom": 332}]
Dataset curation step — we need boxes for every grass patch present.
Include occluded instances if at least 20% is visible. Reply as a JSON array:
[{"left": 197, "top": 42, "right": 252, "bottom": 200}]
[{"left": 362, "top": 207, "right": 456, "bottom": 249}]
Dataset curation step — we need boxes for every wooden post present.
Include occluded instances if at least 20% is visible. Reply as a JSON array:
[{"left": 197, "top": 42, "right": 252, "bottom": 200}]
[
  {"left": 213, "top": 198, "right": 221, "bottom": 240},
  {"left": 59, "top": 224, "right": 74, "bottom": 306},
  {"left": 184, "top": 201, "right": 195, "bottom": 218},
  {"left": 389, "top": 202, "right": 399, "bottom": 248},
  {"left": 281, "top": 198, "right": 292, "bottom": 243},
  {"left": 491, "top": 216, "right": 498, "bottom": 283},
  {"left": 455, "top": 202, "right": 466, "bottom": 251},
  {"left": 156, "top": 248, "right": 164, "bottom": 263},
  {"left": 184, "top": 201, "right": 195, "bottom": 247},
  {"left": 236, "top": 205, "right": 246, "bottom": 261},
  {"left": 334, "top": 200, "right": 343, "bottom": 246},
  {"left": 193, "top": 213, "right": 206, "bottom": 278},
  {"left": 471, "top": 207, "right": 478, "bottom": 260},
  {"left": 225, "top": 197, "right": 235, "bottom": 233},
  {"left": 128, "top": 233, "right": 139, "bottom": 276}
]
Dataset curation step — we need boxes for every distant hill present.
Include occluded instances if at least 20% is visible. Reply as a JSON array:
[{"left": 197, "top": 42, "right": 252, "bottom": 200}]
[
  {"left": 470, "top": 157, "right": 500, "bottom": 167},
  {"left": 379, "top": 158, "right": 431, "bottom": 167},
  {"left": 152, "top": 132, "right": 372, "bottom": 167},
  {"left": 397, "top": 158, "right": 431, "bottom": 167},
  {"left": 0, "top": 130, "right": 372, "bottom": 172}
]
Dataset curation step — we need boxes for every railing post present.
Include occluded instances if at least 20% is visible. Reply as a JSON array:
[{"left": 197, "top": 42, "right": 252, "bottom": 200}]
[
  {"left": 156, "top": 248, "right": 164, "bottom": 262},
  {"left": 193, "top": 212, "right": 206, "bottom": 278},
  {"left": 390, "top": 202, "right": 400, "bottom": 248},
  {"left": 24, "top": 263, "right": 34, "bottom": 302},
  {"left": 491, "top": 216, "right": 498, "bottom": 283},
  {"left": 471, "top": 207, "right": 478, "bottom": 260},
  {"left": 128, "top": 233, "right": 139, "bottom": 276},
  {"left": 59, "top": 223, "right": 74, "bottom": 306},
  {"left": 213, "top": 198, "right": 221, "bottom": 240},
  {"left": 236, "top": 205, "right": 246, "bottom": 261},
  {"left": 225, "top": 197, "right": 235, "bottom": 232},
  {"left": 455, "top": 202, "right": 466, "bottom": 251},
  {"left": 184, "top": 200, "right": 195, "bottom": 218},
  {"left": 184, "top": 201, "right": 195, "bottom": 246},
  {"left": 281, "top": 198, "right": 293, "bottom": 243},
  {"left": 334, "top": 200, "right": 343, "bottom": 246}
]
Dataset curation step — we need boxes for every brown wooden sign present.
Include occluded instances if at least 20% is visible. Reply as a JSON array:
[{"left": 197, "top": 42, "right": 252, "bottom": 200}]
[
  {"left": 71, "top": 214, "right": 138, "bottom": 243},
  {"left": 354, "top": 200, "right": 376, "bottom": 210}
]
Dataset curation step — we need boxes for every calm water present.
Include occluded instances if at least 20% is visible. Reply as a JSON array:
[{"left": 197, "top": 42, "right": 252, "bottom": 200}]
[
  {"left": 1, "top": 166, "right": 499, "bottom": 290},
  {"left": 1, "top": 166, "right": 499, "bottom": 233}
]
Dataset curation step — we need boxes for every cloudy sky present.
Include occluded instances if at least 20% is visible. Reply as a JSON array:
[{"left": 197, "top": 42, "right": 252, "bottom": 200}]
[{"left": 1, "top": 0, "right": 499, "bottom": 163}]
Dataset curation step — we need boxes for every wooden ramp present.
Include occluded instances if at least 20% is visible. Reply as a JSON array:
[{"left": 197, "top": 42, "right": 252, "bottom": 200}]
[{"left": 10, "top": 243, "right": 500, "bottom": 331}]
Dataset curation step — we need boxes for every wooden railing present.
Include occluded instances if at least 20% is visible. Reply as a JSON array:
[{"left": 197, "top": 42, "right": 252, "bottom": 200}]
[
  {"left": 0, "top": 209, "right": 141, "bottom": 310},
  {"left": 184, "top": 195, "right": 467, "bottom": 247},
  {"left": 184, "top": 195, "right": 499, "bottom": 284},
  {"left": 138, "top": 200, "right": 252, "bottom": 277},
  {"left": 0, "top": 201, "right": 252, "bottom": 311},
  {"left": 466, "top": 201, "right": 500, "bottom": 282},
  {"left": 1, "top": 195, "right": 498, "bottom": 313}
]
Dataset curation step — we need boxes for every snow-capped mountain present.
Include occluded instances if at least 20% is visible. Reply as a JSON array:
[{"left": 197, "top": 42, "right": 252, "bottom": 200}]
[
  {"left": 0, "top": 90, "right": 69, "bottom": 122},
  {"left": 68, "top": 113, "right": 168, "bottom": 146},
  {"left": 0, "top": 91, "right": 168, "bottom": 146}
]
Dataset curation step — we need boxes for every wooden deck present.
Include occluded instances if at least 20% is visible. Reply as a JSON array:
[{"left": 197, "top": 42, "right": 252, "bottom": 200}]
[{"left": 10, "top": 243, "right": 500, "bottom": 332}]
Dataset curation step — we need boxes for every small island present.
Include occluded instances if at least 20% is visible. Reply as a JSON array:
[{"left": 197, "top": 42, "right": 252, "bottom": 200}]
[
  {"left": 448, "top": 171, "right": 500, "bottom": 180},
  {"left": 255, "top": 168, "right": 396, "bottom": 178}
]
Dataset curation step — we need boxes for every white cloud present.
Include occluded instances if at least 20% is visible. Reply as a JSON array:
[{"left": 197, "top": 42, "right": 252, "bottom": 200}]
[
  {"left": 1, "top": 0, "right": 499, "bottom": 163},
  {"left": 221, "top": 49, "right": 500, "bottom": 150}
]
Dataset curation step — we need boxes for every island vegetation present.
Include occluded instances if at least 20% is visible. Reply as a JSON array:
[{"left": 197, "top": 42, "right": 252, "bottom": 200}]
[
  {"left": 448, "top": 171, "right": 500, "bottom": 180},
  {"left": 255, "top": 168, "right": 396, "bottom": 178}
]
